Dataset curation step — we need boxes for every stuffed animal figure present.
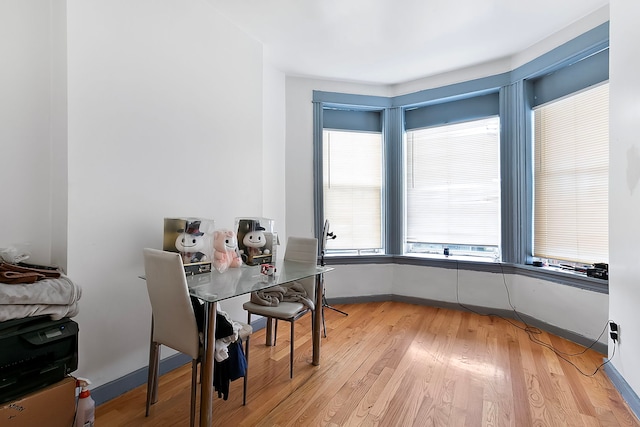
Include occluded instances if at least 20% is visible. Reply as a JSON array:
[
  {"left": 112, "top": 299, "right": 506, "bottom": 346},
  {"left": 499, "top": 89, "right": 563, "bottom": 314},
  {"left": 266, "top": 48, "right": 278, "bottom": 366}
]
[
  {"left": 243, "top": 227, "right": 267, "bottom": 257},
  {"left": 212, "top": 229, "right": 242, "bottom": 273},
  {"left": 236, "top": 218, "right": 273, "bottom": 265},
  {"left": 175, "top": 220, "right": 209, "bottom": 264}
]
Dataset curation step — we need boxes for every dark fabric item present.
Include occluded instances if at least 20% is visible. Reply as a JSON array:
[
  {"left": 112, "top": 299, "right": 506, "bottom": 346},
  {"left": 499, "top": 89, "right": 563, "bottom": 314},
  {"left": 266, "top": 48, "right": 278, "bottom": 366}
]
[
  {"left": 189, "top": 297, "right": 235, "bottom": 339},
  {"left": 0, "top": 263, "right": 61, "bottom": 284},
  {"left": 215, "top": 313, "right": 234, "bottom": 339},
  {"left": 190, "top": 296, "right": 205, "bottom": 332},
  {"left": 188, "top": 299, "right": 246, "bottom": 400},
  {"left": 0, "top": 270, "right": 43, "bottom": 284},
  {"left": 227, "top": 338, "right": 247, "bottom": 382},
  {"left": 213, "top": 339, "right": 247, "bottom": 400}
]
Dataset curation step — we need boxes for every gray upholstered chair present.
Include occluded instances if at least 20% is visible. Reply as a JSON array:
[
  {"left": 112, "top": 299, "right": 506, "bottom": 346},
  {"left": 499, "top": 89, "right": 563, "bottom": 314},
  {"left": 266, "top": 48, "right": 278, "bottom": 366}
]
[
  {"left": 242, "top": 237, "right": 318, "bottom": 378},
  {"left": 143, "top": 248, "right": 251, "bottom": 427}
]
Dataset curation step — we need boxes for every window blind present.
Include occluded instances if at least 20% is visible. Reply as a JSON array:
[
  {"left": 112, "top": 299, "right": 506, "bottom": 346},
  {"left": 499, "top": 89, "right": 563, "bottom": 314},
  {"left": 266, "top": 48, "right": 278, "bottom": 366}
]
[
  {"left": 533, "top": 82, "right": 609, "bottom": 264},
  {"left": 323, "top": 130, "right": 383, "bottom": 251},
  {"left": 405, "top": 117, "right": 501, "bottom": 247}
]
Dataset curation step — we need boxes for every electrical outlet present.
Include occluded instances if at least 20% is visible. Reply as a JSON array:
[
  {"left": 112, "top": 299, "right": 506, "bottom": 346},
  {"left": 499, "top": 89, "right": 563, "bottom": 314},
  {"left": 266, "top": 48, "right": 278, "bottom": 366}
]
[{"left": 610, "top": 321, "right": 619, "bottom": 343}]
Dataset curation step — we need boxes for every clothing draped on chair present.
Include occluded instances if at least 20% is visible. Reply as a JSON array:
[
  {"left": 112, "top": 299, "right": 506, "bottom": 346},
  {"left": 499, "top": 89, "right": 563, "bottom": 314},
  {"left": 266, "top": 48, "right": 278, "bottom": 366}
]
[
  {"left": 249, "top": 283, "right": 315, "bottom": 310},
  {"left": 242, "top": 236, "right": 318, "bottom": 378},
  {"left": 190, "top": 297, "right": 251, "bottom": 402}
]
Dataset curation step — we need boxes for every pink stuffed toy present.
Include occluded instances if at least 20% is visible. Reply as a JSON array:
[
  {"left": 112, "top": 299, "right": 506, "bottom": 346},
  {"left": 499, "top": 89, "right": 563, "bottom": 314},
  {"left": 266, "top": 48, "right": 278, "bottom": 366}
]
[{"left": 212, "top": 229, "right": 242, "bottom": 273}]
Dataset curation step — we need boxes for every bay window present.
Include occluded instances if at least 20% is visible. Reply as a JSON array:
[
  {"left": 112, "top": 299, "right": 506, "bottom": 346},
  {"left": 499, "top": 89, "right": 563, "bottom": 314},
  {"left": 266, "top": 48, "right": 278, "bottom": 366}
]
[{"left": 312, "top": 22, "right": 609, "bottom": 290}]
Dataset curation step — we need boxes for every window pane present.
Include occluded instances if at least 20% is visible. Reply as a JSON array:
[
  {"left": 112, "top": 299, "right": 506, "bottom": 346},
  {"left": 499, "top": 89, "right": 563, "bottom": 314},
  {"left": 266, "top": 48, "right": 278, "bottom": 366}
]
[
  {"left": 323, "top": 130, "right": 383, "bottom": 253},
  {"left": 533, "top": 83, "right": 609, "bottom": 264},
  {"left": 405, "top": 117, "right": 501, "bottom": 260}
]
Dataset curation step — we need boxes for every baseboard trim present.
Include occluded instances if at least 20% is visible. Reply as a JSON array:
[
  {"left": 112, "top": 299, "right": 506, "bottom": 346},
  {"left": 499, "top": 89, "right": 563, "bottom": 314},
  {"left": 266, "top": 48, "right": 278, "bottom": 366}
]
[
  {"left": 91, "top": 352, "right": 191, "bottom": 406},
  {"left": 94, "top": 297, "right": 606, "bottom": 406},
  {"left": 604, "top": 359, "right": 640, "bottom": 420}
]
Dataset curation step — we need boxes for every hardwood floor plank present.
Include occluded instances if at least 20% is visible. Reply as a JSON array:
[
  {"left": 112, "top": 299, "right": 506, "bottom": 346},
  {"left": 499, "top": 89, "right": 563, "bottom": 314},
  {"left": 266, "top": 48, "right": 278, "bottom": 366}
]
[
  {"left": 342, "top": 366, "right": 395, "bottom": 426},
  {"left": 95, "top": 302, "right": 640, "bottom": 427},
  {"left": 321, "top": 315, "right": 415, "bottom": 425},
  {"left": 300, "top": 303, "right": 415, "bottom": 424},
  {"left": 480, "top": 324, "right": 514, "bottom": 426},
  {"left": 254, "top": 302, "right": 407, "bottom": 426},
  {"left": 549, "top": 372, "right": 584, "bottom": 427},
  {"left": 396, "top": 309, "right": 464, "bottom": 427}
]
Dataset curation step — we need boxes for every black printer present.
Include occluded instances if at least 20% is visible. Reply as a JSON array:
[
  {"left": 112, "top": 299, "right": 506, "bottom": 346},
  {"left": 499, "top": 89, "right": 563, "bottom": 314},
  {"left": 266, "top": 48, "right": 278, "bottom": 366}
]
[{"left": 0, "top": 315, "right": 78, "bottom": 403}]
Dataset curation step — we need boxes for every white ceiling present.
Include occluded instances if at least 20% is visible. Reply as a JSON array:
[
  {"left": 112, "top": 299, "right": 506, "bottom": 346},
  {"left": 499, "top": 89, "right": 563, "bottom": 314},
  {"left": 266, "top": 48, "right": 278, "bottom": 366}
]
[{"left": 206, "top": 0, "right": 609, "bottom": 85}]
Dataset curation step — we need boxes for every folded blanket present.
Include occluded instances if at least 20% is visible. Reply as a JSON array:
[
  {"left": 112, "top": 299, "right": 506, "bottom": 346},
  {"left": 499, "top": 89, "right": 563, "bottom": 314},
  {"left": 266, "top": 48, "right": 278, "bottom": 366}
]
[
  {"left": 0, "top": 276, "right": 81, "bottom": 305},
  {"left": 0, "top": 302, "right": 79, "bottom": 322},
  {"left": 250, "top": 281, "right": 314, "bottom": 310}
]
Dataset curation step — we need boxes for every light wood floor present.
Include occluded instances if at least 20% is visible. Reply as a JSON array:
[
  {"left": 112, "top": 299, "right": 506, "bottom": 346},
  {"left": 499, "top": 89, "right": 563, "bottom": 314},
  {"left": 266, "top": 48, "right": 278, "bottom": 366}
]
[{"left": 96, "top": 302, "right": 639, "bottom": 426}]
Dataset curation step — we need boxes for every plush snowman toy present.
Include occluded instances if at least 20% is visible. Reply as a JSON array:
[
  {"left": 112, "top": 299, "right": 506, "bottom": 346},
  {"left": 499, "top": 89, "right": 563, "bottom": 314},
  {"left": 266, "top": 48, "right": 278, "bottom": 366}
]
[
  {"left": 175, "top": 221, "right": 208, "bottom": 264},
  {"left": 242, "top": 226, "right": 268, "bottom": 257}
]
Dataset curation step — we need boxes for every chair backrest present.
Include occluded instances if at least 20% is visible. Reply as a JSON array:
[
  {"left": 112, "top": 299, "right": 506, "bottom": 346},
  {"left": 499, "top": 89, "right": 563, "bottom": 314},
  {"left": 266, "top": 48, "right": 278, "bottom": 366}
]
[
  {"left": 284, "top": 237, "right": 318, "bottom": 299},
  {"left": 143, "top": 248, "right": 200, "bottom": 359}
]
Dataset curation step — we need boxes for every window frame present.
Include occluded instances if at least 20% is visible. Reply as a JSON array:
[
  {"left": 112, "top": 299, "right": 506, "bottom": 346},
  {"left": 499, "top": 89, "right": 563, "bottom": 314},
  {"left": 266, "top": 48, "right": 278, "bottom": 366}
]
[
  {"left": 531, "top": 82, "right": 610, "bottom": 266},
  {"left": 321, "top": 127, "right": 385, "bottom": 254},
  {"left": 404, "top": 116, "right": 502, "bottom": 261},
  {"left": 312, "top": 22, "right": 609, "bottom": 293}
]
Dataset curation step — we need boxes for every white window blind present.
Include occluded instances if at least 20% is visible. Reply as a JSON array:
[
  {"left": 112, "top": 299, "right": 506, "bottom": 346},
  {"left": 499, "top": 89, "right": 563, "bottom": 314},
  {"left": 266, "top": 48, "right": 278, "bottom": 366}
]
[
  {"left": 533, "top": 82, "right": 609, "bottom": 264},
  {"left": 323, "top": 130, "right": 382, "bottom": 251},
  {"left": 405, "top": 117, "right": 501, "bottom": 250}
]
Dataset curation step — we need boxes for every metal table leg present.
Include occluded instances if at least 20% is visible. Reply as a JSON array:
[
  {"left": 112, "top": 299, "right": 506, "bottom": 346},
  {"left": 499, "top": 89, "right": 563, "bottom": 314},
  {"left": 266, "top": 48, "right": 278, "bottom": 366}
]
[
  {"left": 199, "top": 301, "right": 217, "bottom": 426},
  {"left": 312, "top": 273, "right": 323, "bottom": 365}
]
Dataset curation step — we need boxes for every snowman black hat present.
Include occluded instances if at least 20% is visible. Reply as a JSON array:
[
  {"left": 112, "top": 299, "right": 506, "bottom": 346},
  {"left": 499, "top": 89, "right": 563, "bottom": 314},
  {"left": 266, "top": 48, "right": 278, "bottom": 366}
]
[{"left": 178, "top": 220, "right": 204, "bottom": 236}]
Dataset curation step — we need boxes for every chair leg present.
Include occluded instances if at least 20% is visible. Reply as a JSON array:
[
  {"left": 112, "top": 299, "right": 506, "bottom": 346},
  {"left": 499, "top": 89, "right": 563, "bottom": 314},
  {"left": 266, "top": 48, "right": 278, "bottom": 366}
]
[
  {"left": 310, "top": 312, "right": 314, "bottom": 335},
  {"left": 274, "top": 319, "right": 279, "bottom": 346},
  {"left": 190, "top": 359, "right": 198, "bottom": 427},
  {"left": 322, "top": 305, "right": 327, "bottom": 338},
  {"left": 243, "top": 335, "right": 250, "bottom": 406},
  {"left": 265, "top": 317, "right": 274, "bottom": 346},
  {"left": 146, "top": 341, "right": 160, "bottom": 417},
  {"left": 290, "top": 320, "right": 294, "bottom": 378}
]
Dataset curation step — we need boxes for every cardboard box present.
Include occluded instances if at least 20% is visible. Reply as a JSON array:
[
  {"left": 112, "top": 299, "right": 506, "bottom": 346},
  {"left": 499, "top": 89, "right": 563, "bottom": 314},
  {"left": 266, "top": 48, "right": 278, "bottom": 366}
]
[
  {"left": 235, "top": 217, "right": 278, "bottom": 266},
  {"left": 163, "top": 218, "right": 215, "bottom": 275},
  {"left": 0, "top": 377, "right": 76, "bottom": 427}
]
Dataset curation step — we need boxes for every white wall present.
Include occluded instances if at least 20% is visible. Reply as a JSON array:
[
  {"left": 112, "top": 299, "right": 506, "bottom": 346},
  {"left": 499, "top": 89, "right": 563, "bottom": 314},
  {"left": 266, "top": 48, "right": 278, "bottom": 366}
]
[
  {"left": 609, "top": 0, "right": 640, "bottom": 397},
  {"left": 262, "top": 61, "right": 287, "bottom": 248},
  {"left": 50, "top": 1, "right": 69, "bottom": 272},
  {"left": 0, "top": 1, "right": 56, "bottom": 265},
  {"left": 65, "top": 0, "right": 264, "bottom": 387}
]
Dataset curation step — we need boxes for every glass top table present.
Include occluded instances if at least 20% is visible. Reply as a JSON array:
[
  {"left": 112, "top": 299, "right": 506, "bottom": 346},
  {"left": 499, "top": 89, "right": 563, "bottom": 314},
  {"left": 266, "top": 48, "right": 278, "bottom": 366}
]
[
  {"left": 144, "top": 259, "right": 333, "bottom": 426},
  {"left": 185, "top": 260, "right": 333, "bottom": 302}
]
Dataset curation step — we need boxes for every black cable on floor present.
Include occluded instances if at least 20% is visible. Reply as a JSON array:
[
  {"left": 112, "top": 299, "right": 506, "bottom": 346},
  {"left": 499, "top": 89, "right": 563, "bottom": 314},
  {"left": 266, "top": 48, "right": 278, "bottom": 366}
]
[{"left": 453, "top": 260, "right": 615, "bottom": 377}]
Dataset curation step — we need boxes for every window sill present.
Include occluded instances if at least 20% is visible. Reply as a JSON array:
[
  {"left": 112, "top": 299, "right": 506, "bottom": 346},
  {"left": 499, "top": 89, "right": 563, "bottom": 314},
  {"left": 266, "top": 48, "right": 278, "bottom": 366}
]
[{"left": 321, "top": 254, "right": 608, "bottom": 294}]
